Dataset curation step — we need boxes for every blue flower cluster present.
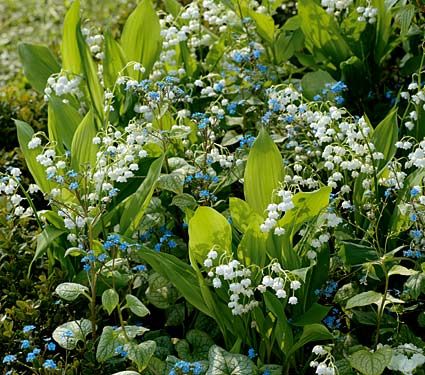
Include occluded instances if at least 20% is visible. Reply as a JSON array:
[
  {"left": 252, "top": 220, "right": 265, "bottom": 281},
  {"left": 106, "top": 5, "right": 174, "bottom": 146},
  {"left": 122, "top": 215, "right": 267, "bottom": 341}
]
[
  {"left": 313, "top": 81, "right": 347, "bottom": 105},
  {"left": 169, "top": 360, "right": 204, "bottom": 375},
  {"left": 315, "top": 280, "right": 338, "bottom": 299},
  {"left": 403, "top": 248, "right": 423, "bottom": 259},
  {"left": 323, "top": 308, "right": 342, "bottom": 330},
  {"left": 140, "top": 226, "right": 177, "bottom": 252},
  {"left": 2, "top": 325, "right": 57, "bottom": 372}
]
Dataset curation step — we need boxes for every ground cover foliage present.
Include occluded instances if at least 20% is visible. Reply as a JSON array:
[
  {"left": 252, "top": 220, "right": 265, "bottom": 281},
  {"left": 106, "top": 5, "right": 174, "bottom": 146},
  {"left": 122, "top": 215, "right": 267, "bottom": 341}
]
[{"left": 0, "top": 0, "right": 425, "bottom": 374}]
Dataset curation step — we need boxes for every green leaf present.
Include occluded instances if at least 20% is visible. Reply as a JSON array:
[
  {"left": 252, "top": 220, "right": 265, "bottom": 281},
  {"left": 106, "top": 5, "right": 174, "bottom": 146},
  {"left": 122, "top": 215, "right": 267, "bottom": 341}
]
[
  {"left": 120, "top": 0, "right": 162, "bottom": 79},
  {"left": 229, "top": 197, "right": 263, "bottom": 234},
  {"left": 405, "top": 273, "right": 425, "bottom": 300},
  {"left": 189, "top": 206, "right": 232, "bottom": 266},
  {"left": 55, "top": 282, "right": 89, "bottom": 301},
  {"left": 298, "top": 0, "right": 352, "bottom": 65},
  {"left": 53, "top": 319, "right": 92, "bottom": 350},
  {"left": 278, "top": 187, "right": 331, "bottom": 238},
  {"left": 48, "top": 96, "right": 82, "bottom": 150},
  {"left": 17, "top": 43, "right": 60, "bottom": 92},
  {"left": 349, "top": 347, "right": 393, "bottom": 375},
  {"left": 175, "top": 330, "right": 214, "bottom": 361},
  {"left": 244, "top": 128, "right": 283, "bottom": 215},
  {"left": 126, "top": 295, "right": 150, "bottom": 317},
  {"left": 15, "top": 120, "right": 54, "bottom": 194},
  {"left": 97, "top": 326, "right": 122, "bottom": 361},
  {"left": 301, "top": 70, "right": 336, "bottom": 100},
  {"left": 127, "top": 341, "right": 157, "bottom": 372},
  {"left": 346, "top": 291, "right": 383, "bottom": 309},
  {"left": 172, "top": 193, "right": 198, "bottom": 211},
  {"left": 371, "top": 108, "right": 398, "bottom": 171},
  {"left": 29, "top": 225, "right": 65, "bottom": 275},
  {"left": 338, "top": 242, "right": 379, "bottom": 266},
  {"left": 388, "top": 265, "right": 418, "bottom": 277},
  {"left": 292, "top": 303, "right": 332, "bottom": 326},
  {"left": 71, "top": 110, "right": 98, "bottom": 171},
  {"left": 146, "top": 273, "right": 179, "bottom": 309},
  {"left": 76, "top": 23, "right": 104, "bottom": 122},
  {"left": 102, "top": 289, "right": 119, "bottom": 315},
  {"left": 103, "top": 31, "right": 127, "bottom": 88},
  {"left": 287, "top": 324, "right": 333, "bottom": 357},
  {"left": 120, "top": 155, "right": 164, "bottom": 236},
  {"left": 206, "top": 345, "right": 258, "bottom": 375},
  {"left": 237, "top": 223, "right": 268, "bottom": 267},
  {"left": 61, "top": 0, "right": 81, "bottom": 74},
  {"left": 139, "top": 248, "right": 211, "bottom": 317}
]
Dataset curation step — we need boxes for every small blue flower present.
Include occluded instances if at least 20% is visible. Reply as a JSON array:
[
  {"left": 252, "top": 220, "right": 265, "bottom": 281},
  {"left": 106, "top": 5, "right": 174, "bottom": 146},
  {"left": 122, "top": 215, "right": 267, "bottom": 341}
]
[
  {"left": 3, "top": 355, "right": 17, "bottom": 364},
  {"left": 23, "top": 325, "right": 36, "bottom": 333},
  {"left": 69, "top": 182, "right": 79, "bottom": 190},
  {"left": 21, "top": 339, "right": 31, "bottom": 349},
  {"left": 410, "top": 187, "right": 421, "bottom": 197},
  {"left": 43, "top": 359, "right": 57, "bottom": 369},
  {"left": 133, "top": 264, "right": 147, "bottom": 272},
  {"left": 115, "top": 345, "right": 128, "bottom": 357},
  {"left": 46, "top": 341, "right": 56, "bottom": 351},
  {"left": 248, "top": 347, "right": 256, "bottom": 359},
  {"left": 154, "top": 243, "right": 161, "bottom": 252},
  {"left": 168, "top": 240, "right": 177, "bottom": 248},
  {"left": 26, "top": 352, "right": 37, "bottom": 362}
]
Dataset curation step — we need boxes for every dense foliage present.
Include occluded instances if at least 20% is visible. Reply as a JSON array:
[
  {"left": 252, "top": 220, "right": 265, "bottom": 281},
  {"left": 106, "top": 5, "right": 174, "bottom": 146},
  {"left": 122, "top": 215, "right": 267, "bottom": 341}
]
[{"left": 1, "top": 0, "right": 425, "bottom": 374}]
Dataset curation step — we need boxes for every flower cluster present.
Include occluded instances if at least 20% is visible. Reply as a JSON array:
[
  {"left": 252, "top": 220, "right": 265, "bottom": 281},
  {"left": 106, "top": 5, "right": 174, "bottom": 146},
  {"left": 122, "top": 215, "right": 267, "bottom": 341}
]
[
  {"left": 387, "top": 343, "right": 425, "bottom": 375},
  {"left": 204, "top": 250, "right": 302, "bottom": 316},
  {"left": 260, "top": 189, "right": 294, "bottom": 234},
  {"left": 310, "top": 345, "right": 337, "bottom": 375}
]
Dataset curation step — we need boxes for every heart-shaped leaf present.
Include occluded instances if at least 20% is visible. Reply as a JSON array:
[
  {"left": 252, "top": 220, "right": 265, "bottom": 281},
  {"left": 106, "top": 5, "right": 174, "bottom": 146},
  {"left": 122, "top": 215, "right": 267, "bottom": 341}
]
[{"left": 349, "top": 347, "right": 393, "bottom": 375}]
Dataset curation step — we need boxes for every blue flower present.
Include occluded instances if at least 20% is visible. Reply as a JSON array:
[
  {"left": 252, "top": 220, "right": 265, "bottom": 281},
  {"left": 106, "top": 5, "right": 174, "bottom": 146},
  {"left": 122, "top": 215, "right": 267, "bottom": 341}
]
[
  {"left": 335, "top": 96, "right": 345, "bottom": 105},
  {"left": 43, "top": 359, "right": 57, "bottom": 369},
  {"left": 199, "top": 190, "right": 210, "bottom": 198},
  {"left": 410, "top": 187, "right": 421, "bottom": 197},
  {"left": 115, "top": 345, "right": 128, "bottom": 357},
  {"left": 330, "top": 81, "right": 347, "bottom": 93},
  {"left": 148, "top": 91, "right": 160, "bottom": 101},
  {"left": 3, "top": 355, "right": 17, "bottom": 364},
  {"left": 168, "top": 240, "right": 177, "bottom": 248},
  {"left": 133, "top": 264, "right": 147, "bottom": 272},
  {"left": 263, "top": 370, "right": 271, "bottom": 375},
  {"left": 26, "top": 352, "right": 37, "bottom": 362},
  {"left": 46, "top": 341, "right": 56, "bottom": 351},
  {"left": 23, "top": 325, "right": 36, "bottom": 333},
  {"left": 67, "top": 170, "right": 78, "bottom": 178},
  {"left": 69, "top": 182, "right": 79, "bottom": 190},
  {"left": 248, "top": 347, "right": 256, "bottom": 359},
  {"left": 313, "top": 94, "right": 322, "bottom": 101},
  {"left": 154, "top": 243, "right": 162, "bottom": 252},
  {"left": 21, "top": 339, "right": 31, "bottom": 349}
]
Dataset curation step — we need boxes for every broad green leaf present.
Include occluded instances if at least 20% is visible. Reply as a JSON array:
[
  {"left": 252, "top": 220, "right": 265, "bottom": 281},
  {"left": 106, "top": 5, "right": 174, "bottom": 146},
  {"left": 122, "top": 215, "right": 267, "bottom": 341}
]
[
  {"left": 244, "top": 128, "right": 283, "bottom": 215},
  {"left": 237, "top": 223, "right": 267, "bottom": 267},
  {"left": 97, "top": 326, "right": 122, "bottom": 361},
  {"left": 371, "top": 108, "right": 398, "bottom": 171},
  {"left": 121, "top": 0, "right": 162, "bottom": 79},
  {"left": 62, "top": 0, "right": 81, "bottom": 74},
  {"left": 139, "top": 248, "right": 211, "bottom": 317},
  {"left": 287, "top": 324, "right": 333, "bottom": 357},
  {"left": 229, "top": 197, "right": 263, "bottom": 234},
  {"left": 53, "top": 319, "right": 92, "bottom": 350},
  {"left": 292, "top": 303, "right": 332, "bottom": 326},
  {"left": 264, "top": 292, "right": 293, "bottom": 354},
  {"left": 29, "top": 225, "right": 64, "bottom": 275},
  {"left": 206, "top": 345, "right": 258, "bottom": 375},
  {"left": 146, "top": 272, "right": 179, "bottom": 309},
  {"left": 48, "top": 96, "right": 82, "bottom": 150},
  {"left": 71, "top": 110, "right": 98, "bottom": 171},
  {"left": 175, "top": 330, "right": 214, "bottom": 361},
  {"left": 338, "top": 242, "right": 379, "bottom": 266},
  {"left": 172, "top": 193, "right": 198, "bottom": 211},
  {"left": 120, "top": 155, "right": 164, "bottom": 236},
  {"left": 15, "top": 120, "right": 54, "bottom": 193},
  {"left": 278, "top": 187, "right": 331, "bottom": 238},
  {"left": 301, "top": 70, "right": 336, "bottom": 100},
  {"left": 55, "top": 282, "right": 89, "bottom": 301},
  {"left": 17, "top": 43, "right": 60, "bottom": 92},
  {"left": 125, "top": 295, "right": 150, "bottom": 317},
  {"left": 349, "top": 347, "right": 393, "bottom": 375},
  {"left": 76, "top": 23, "right": 104, "bottom": 122},
  {"left": 102, "top": 289, "right": 119, "bottom": 315},
  {"left": 189, "top": 206, "right": 232, "bottom": 266},
  {"left": 404, "top": 273, "right": 425, "bottom": 299},
  {"left": 127, "top": 341, "right": 157, "bottom": 372},
  {"left": 372, "top": 0, "right": 395, "bottom": 64},
  {"left": 346, "top": 291, "right": 383, "bottom": 309},
  {"left": 388, "top": 265, "right": 418, "bottom": 277},
  {"left": 163, "top": 0, "right": 181, "bottom": 17},
  {"left": 298, "top": 0, "right": 352, "bottom": 65},
  {"left": 103, "top": 31, "right": 127, "bottom": 88}
]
